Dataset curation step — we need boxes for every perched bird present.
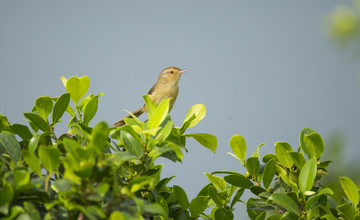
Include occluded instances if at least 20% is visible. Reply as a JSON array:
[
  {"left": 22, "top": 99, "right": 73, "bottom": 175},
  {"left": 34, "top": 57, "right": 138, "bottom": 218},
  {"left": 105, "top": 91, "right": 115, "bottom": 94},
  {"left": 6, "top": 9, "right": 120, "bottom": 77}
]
[{"left": 113, "top": 66, "right": 187, "bottom": 127}]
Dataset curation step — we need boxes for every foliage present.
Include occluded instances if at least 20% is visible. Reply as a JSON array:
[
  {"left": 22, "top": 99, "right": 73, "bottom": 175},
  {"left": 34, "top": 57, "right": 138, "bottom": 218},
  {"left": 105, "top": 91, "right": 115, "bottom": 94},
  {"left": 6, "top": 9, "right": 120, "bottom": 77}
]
[
  {"left": 197, "top": 129, "right": 360, "bottom": 219},
  {"left": 1, "top": 76, "right": 359, "bottom": 219},
  {"left": 0, "top": 76, "right": 216, "bottom": 219}
]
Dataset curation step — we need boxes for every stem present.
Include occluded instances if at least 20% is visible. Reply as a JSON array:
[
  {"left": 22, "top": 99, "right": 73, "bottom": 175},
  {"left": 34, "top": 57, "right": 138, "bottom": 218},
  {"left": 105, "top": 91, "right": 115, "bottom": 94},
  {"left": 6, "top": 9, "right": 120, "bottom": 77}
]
[{"left": 45, "top": 175, "right": 51, "bottom": 192}]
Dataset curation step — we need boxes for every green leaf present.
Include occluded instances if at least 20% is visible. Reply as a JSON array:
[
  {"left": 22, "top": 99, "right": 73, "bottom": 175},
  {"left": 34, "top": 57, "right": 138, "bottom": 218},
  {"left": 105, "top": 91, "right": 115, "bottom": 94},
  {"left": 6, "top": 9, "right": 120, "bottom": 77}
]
[
  {"left": 143, "top": 203, "right": 166, "bottom": 217},
  {"left": 108, "top": 151, "right": 137, "bottom": 167},
  {"left": 230, "top": 134, "right": 246, "bottom": 163},
  {"left": 23, "top": 113, "right": 51, "bottom": 132},
  {"left": 83, "top": 96, "right": 99, "bottom": 126},
  {"left": 22, "top": 150, "right": 41, "bottom": 176},
  {"left": 154, "top": 118, "right": 173, "bottom": 143},
  {"left": 0, "top": 180, "right": 14, "bottom": 205},
  {"left": 52, "top": 93, "right": 70, "bottom": 124},
  {"left": 338, "top": 203, "right": 358, "bottom": 220},
  {"left": 214, "top": 208, "right": 234, "bottom": 220},
  {"left": 263, "top": 158, "right": 277, "bottom": 189},
  {"left": 35, "top": 96, "right": 53, "bottom": 120},
  {"left": 299, "top": 127, "right": 316, "bottom": 159},
  {"left": 279, "top": 173, "right": 299, "bottom": 195},
  {"left": 183, "top": 133, "right": 217, "bottom": 153},
  {"left": 13, "top": 168, "right": 30, "bottom": 190},
  {"left": 224, "top": 174, "right": 254, "bottom": 188},
  {"left": 142, "top": 94, "right": 157, "bottom": 118},
  {"left": 340, "top": 176, "right": 359, "bottom": 207},
  {"left": 0, "top": 133, "right": 21, "bottom": 163},
  {"left": 274, "top": 142, "right": 293, "bottom": 169},
  {"left": 268, "top": 193, "right": 300, "bottom": 215},
  {"left": 28, "top": 132, "right": 51, "bottom": 153},
  {"left": 289, "top": 152, "right": 306, "bottom": 170},
  {"left": 182, "top": 104, "right": 206, "bottom": 129},
  {"left": 189, "top": 196, "right": 209, "bottom": 217},
  {"left": 148, "top": 142, "right": 180, "bottom": 160},
  {"left": 65, "top": 76, "right": 90, "bottom": 105},
  {"left": 38, "top": 146, "right": 61, "bottom": 173},
  {"left": 147, "top": 98, "right": 170, "bottom": 130},
  {"left": 155, "top": 176, "right": 176, "bottom": 193},
  {"left": 90, "top": 121, "right": 108, "bottom": 155},
  {"left": 10, "top": 124, "right": 33, "bottom": 140},
  {"left": 251, "top": 143, "right": 265, "bottom": 158},
  {"left": 245, "top": 157, "right": 260, "bottom": 177},
  {"left": 205, "top": 172, "right": 227, "bottom": 191},
  {"left": 299, "top": 158, "right": 317, "bottom": 194},
  {"left": 304, "top": 132, "right": 324, "bottom": 159},
  {"left": 121, "top": 131, "right": 144, "bottom": 157},
  {"left": 172, "top": 185, "right": 189, "bottom": 211},
  {"left": 24, "top": 202, "right": 40, "bottom": 220},
  {"left": 230, "top": 188, "right": 245, "bottom": 209},
  {"left": 208, "top": 186, "right": 223, "bottom": 208}
]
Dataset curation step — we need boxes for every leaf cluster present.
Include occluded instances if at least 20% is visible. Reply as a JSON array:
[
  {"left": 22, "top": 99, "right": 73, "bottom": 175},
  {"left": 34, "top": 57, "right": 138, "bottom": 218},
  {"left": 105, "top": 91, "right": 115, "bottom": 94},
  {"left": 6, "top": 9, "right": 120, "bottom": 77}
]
[
  {"left": 197, "top": 128, "right": 360, "bottom": 219},
  {"left": 0, "top": 76, "right": 217, "bottom": 219}
]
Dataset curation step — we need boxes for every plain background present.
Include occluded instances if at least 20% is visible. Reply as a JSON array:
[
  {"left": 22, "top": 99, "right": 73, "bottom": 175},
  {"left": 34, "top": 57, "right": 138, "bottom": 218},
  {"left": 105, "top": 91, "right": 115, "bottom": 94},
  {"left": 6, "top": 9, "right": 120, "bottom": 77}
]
[{"left": 1, "top": 1, "right": 359, "bottom": 218}]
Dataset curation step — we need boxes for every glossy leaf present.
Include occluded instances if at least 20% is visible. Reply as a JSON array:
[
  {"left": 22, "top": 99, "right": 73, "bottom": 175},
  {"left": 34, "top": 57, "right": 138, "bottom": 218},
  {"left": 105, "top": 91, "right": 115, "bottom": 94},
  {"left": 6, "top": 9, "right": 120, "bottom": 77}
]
[
  {"left": 275, "top": 142, "right": 293, "bottom": 169},
  {"left": 38, "top": 146, "right": 61, "bottom": 173},
  {"left": 289, "top": 152, "right": 306, "bottom": 170},
  {"left": 189, "top": 196, "right": 209, "bottom": 217},
  {"left": 147, "top": 98, "right": 169, "bottom": 130},
  {"left": 251, "top": 143, "right": 265, "bottom": 158},
  {"left": 10, "top": 124, "right": 33, "bottom": 140},
  {"left": 13, "top": 168, "right": 30, "bottom": 190},
  {"left": 299, "top": 127, "right": 316, "bottom": 159},
  {"left": 121, "top": 131, "right": 144, "bottom": 157},
  {"left": 230, "top": 188, "right": 245, "bottom": 209},
  {"left": 172, "top": 185, "right": 189, "bottom": 211},
  {"left": 263, "top": 158, "right": 277, "bottom": 189},
  {"left": 22, "top": 150, "right": 41, "bottom": 176},
  {"left": 155, "top": 176, "right": 176, "bottom": 193},
  {"left": 142, "top": 94, "right": 157, "bottom": 118},
  {"left": 108, "top": 151, "right": 137, "bottom": 167},
  {"left": 338, "top": 203, "right": 358, "bottom": 220},
  {"left": 208, "top": 186, "right": 223, "bottom": 208},
  {"left": 268, "top": 193, "right": 300, "bottom": 215},
  {"left": 90, "top": 121, "right": 108, "bottom": 155},
  {"left": 245, "top": 157, "right": 260, "bottom": 177},
  {"left": 299, "top": 158, "right": 317, "bottom": 194},
  {"left": 154, "top": 118, "right": 173, "bottom": 143},
  {"left": 340, "top": 176, "right": 359, "bottom": 207},
  {"left": 182, "top": 104, "right": 206, "bottom": 129},
  {"left": 304, "top": 132, "right": 324, "bottom": 159},
  {"left": 183, "top": 133, "right": 217, "bottom": 153},
  {"left": 83, "top": 96, "right": 99, "bottom": 126},
  {"left": 35, "top": 96, "right": 53, "bottom": 120},
  {"left": 214, "top": 208, "right": 234, "bottom": 220},
  {"left": 0, "top": 180, "right": 14, "bottom": 205},
  {"left": 230, "top": 134, "right": 246, "bottom": 163},
  {"left": 0, "top": 133, "right": 21, "bottom": 164},
  {"left": 28, "top": 132, "right": 51, "bottom": 153},
  {"left": 224, "top": 174, "right": 253, "bottom": 188},
  {"left": 52, "top": 93, "right": 70, "bottom": 124},
  {"left": 205, "top": 173, "right": 226, "bottom": 191},
  {"left": 23, "top": 113, "right": 51, "bottom": 132},
  {"left": 65, "top": 76, "right": 90, "bottom": 105}
]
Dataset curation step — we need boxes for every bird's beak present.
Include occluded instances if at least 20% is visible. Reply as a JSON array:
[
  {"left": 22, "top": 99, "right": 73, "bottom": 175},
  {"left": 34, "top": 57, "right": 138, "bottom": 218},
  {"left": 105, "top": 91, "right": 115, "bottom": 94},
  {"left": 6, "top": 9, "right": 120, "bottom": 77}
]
[{"left": 179, "top": 69, "right": 187, "bottom": 74}]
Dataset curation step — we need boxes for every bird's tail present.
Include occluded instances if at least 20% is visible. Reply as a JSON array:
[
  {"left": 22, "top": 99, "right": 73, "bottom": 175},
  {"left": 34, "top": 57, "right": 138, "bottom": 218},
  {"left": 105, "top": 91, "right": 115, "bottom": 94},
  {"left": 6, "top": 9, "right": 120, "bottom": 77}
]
[{"left": 112, "top": 106, "right": 146, "bottom": 127}]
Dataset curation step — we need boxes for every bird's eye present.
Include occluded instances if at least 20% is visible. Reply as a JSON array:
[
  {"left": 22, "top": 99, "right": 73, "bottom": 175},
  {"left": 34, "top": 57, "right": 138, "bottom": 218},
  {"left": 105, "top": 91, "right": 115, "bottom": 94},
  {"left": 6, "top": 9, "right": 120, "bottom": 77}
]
[{"left": 170, "top": 71, "right": 174, "bottom": 74}]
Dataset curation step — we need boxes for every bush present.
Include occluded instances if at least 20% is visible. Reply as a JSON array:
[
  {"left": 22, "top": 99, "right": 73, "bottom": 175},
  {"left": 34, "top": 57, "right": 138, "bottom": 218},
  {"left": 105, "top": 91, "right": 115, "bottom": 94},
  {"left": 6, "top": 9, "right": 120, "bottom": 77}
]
[{"left": 0, "top": 76, "right": 359, "bottom": 219}]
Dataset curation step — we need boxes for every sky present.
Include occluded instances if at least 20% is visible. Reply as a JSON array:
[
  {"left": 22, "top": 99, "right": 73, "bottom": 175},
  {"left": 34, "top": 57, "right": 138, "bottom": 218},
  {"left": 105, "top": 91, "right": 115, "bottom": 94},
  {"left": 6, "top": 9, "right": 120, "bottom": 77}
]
[{"left": 1, "top": 1, "right": 359, "bottom": 218}]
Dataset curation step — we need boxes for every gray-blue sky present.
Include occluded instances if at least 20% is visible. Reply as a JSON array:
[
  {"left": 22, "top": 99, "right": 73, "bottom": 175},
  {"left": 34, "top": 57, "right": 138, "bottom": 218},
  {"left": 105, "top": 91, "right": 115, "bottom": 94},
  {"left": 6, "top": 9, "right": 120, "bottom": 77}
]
[{"left": 1, "top": 1, "right": 359, "bottom": 218}]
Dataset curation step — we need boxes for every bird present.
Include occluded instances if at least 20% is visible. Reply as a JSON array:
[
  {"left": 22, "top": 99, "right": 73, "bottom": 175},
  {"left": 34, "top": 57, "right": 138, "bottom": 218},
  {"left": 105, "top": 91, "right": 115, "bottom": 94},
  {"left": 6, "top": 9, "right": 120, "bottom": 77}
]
[{"left": 113, "top": 66, "right": 187, "bottom": 127}]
